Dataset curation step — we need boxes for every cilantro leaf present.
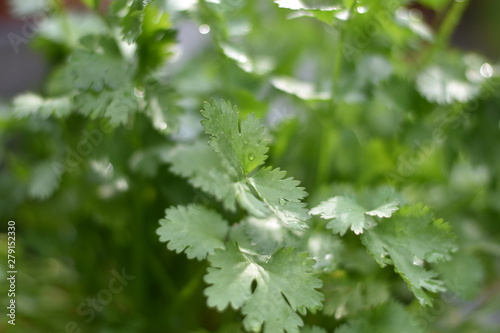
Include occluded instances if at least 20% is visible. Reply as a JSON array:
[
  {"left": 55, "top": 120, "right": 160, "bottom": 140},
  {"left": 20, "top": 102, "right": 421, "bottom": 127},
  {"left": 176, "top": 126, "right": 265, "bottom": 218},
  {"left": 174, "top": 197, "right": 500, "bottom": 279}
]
[
  {"left": 310, "top": 195, "right": 399, "bottom": 235},
  {"left": 248, "top": 167, "right": 310, "bottom": 230},
  {"left": 270, "top": 76, "right": 331, "bottom": 101},
  {"left": 8, "top": 0, "right": 50, "bottom": 17},
  {"left": 204, "top": 244, "right": 323, "bottom": 333},
  {"left": 113, "top": 0, "right": 147, "bottom": 44},
  {"left": 201, "top": 100, "right": 268, "bottom": 178},
  {"left": 242, "top": 216, "right": 299, "bottom": 255},
  {"left": 416, "top": 54, "right": 487, "bottom": 105},
  {"left": 29, "top": 161, "right": 61, "bottom": 199},
  {"left": 196, "top": 100, "right": 310, "bottom": 229},
  {"left": 13, "top": 93, "right": 71, "bottom": 119},
  {"left": 157, "top": 205, "right": 229, "bottom": 260},
  {"left": 361, "top": 204, "right": 457, "bottom": 306},
  {"left": 68, "top": 50, "right": 131, "bottom": 92},
  {"left": 166, "top": 141, "right": 239, "bottom": 211},
  {"left": 75, "top": 85, "right": 137, "bottom": 127}
]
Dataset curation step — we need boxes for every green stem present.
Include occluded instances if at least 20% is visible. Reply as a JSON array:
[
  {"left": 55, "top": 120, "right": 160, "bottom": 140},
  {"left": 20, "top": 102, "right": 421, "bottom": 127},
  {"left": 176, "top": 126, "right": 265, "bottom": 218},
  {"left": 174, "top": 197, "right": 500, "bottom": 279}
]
[
  {"left": 425, "top": 0, "right": 471, "bottom": 63},
  {"left": 316, "top": 2, "right": 356, "bottom": 188},
  {"left": 315, "top": 121, "right": 336, "bottom": 188},
  {"left": 330, "top": 2, "right": 357, "bottom": 103},
  {"left": 436, "top": 0, "right": 470, "bottom": 47},
  {"left": 55, "top": 0, "right": 74, "bottom": 47}
]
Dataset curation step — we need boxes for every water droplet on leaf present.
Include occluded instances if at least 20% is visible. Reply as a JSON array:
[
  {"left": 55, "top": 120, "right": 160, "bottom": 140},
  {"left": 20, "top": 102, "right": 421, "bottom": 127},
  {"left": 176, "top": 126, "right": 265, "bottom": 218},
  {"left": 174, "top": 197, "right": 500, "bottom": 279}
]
[
  {"left": 198, "top": 24, "right": 210, "bottom": 34},
  {"left": 248, "top": 153, "right": 255, "bottom": 161},
  {"left": 412, "top": 257, "right": 424, "bottom": 266},
  {"left": 134, "top": 87, "right": 145, "bottom": 98},
  {"left": 480, "top": 63, "right": 493, "bottom": 78}
]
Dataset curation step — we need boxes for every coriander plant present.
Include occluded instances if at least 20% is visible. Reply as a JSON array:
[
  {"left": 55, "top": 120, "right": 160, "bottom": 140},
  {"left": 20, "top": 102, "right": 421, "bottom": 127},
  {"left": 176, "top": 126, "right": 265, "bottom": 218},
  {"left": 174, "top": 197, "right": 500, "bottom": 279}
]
[{"left": 1, "top": 0, "right": 499, "bottom": 332}]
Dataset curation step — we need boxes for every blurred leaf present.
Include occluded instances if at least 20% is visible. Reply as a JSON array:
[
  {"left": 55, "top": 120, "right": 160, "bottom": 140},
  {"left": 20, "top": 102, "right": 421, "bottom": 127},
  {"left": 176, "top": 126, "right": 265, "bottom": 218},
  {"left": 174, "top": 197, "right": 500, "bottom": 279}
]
[
  {"left": 271, "top": 77, "right": 331, "bottom": 100},
  {"left": 67, "top": 50, "right": 131, "bottom": 92},
  {"left": 310, "top": 191, "right": 400, "bottom": 235},
  {"left": 29, "top": 161, "right": 61, "bottom": 199},
  {"left": 361, "top": 204, "right": 457, "bottom": 306},
  {"left": 8, "top": 0, "right": 50, "bottom": 17},
  {"left": 416, "top": 61, "right": 482, "bottom": 104},
  {"left": 13, "top": 93, "right": 71, "bottom": 118}
]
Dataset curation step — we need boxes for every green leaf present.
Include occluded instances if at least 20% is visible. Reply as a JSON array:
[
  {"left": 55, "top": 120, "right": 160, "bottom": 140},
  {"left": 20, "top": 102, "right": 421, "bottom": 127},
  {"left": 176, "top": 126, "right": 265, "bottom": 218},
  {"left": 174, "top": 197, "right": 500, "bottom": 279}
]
[
  {"left": 157, "top": 205, "right": 229, "bottom": 260},
  {"left": 248, "top": 167, "right": 310, "bottom": 230},
  {"left": 310, "top": 195, "right": 399, "bottom": 236},
  {"left": 166, "top": 141, "right": 272, "bottom": 219},
  {"left": 136, "top": 3, "right": 176, "bottom": 73},
  {"left": 416, "top": 64, "right": 480, "bottom": 105},
  {"left": 75, "top": 85, "right": 137, "bottom": 127},
  {"left": 274, "top": 0, "right": 313, "bottom": 10},
  {"left": 8, "top": 0, "right": 51, "bottom": 17},
  {"left": 242, "top": 216, "right": 299, "bottom": 255},
  {"left": 13, "top": 93, "right": 71, "bottom": 119},
  {"left": 220, "top": 43, "right": 275, "bottom": 75},
  {"left": 201, "top": 100, "right": 268, "bottom": 178},
  {"left": 111, "top": 0, "right": 152, "bottom": 44},
  {"left": 68, "top": 50, "right": 131, "bottom": 92},
  {"left": 361, "top": 204, "right": 457, "bottom": 306},
  {"left": 275, "top": 0, "right": 342, "bottom": 10},
  {"left": 358, "top": 55, "right": 393, "bottom": 85},
  {"left": 204, "top": 244, "right": 323, "bottom": 333},
  {"left": 166, "top": 141, "right": 239, "bottom": 211},
  {"left": 196, "top": 101, "right": 310, "bottom": 229},
  {"left": 270, "top": 76, "right": 331, "bottom": 101},
  {"left": 335, "top": 301, "right": 423, "bottom": 333},
  {"left": 274, "top": 0, "right": 344, "bottom": 26},
  {"left": 29, "top": 161, "right": 61, "bottom": 199},
  {"left": 302, "top": 231, "right": 342, "bottom": 273}
]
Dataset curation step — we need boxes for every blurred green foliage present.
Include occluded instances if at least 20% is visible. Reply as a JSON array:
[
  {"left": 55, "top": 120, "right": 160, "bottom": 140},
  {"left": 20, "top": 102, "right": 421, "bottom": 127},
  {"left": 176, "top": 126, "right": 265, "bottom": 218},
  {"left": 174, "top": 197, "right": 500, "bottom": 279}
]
[{"left": 1, "top": 0, "right": 499, "bottom": 332}]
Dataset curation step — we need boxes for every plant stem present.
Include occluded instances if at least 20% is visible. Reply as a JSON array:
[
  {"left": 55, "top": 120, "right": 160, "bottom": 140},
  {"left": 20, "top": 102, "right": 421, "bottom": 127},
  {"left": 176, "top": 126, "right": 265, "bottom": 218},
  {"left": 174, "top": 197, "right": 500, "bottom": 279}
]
[
  {"left": 330, "top": 2, "right": 357, "bottom": 103},
  {"left": 437, "top": 0, "right": 470, "bottom": 47},
  {"left": 316, "top": 2, "right": 357, "bottom": 188},
  {"left": 425, "top": 0, "right": 471, "bottom": 63}
]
